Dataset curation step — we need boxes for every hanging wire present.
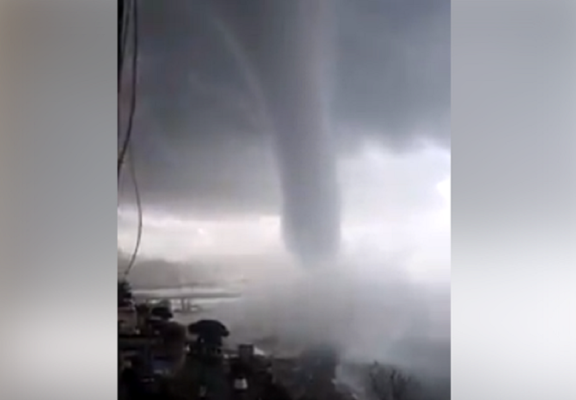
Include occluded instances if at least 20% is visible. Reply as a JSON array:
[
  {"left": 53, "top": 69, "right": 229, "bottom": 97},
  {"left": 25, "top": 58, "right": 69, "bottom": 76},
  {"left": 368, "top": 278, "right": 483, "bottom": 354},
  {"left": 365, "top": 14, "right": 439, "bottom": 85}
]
[
  {"left": 118, "top": 0, "right": 132, "bottom": 87},
  {"left": 123, "top": 142, "right": 143, "bottom": 278},
  {"left": 118, "top": 0, "right": 142, "bottom": 278},
  {"left": 118, "top": 0, "right": 139, "bottom": 181}
]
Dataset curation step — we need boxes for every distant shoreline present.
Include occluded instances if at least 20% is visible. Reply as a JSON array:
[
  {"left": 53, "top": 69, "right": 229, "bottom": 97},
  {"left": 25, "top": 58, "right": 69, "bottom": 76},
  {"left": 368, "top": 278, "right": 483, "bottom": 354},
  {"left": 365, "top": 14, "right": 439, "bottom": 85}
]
[{"left": 132, "top": 286, "right": 242, "bottom": 300}]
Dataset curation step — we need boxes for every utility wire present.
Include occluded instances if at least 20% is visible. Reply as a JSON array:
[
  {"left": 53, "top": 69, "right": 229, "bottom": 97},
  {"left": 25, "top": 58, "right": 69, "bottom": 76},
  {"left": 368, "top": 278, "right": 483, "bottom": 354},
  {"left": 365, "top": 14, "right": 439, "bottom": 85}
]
[
  {"left": 118, "top": 0, "right": 124, "bottom": 77},
  {"left": 118, "top": 0, "right": 139, "bottom": 181},
  {"left": 118, "top": 0, "right": 142, "bottom": 278},
  {"left": 118, "top": 0, "right": 133, "bottom": 89},
  {"left": 123, "top": 143, "right": 143, "bottom": 279},
  {"left": 118, "top": 0, "right": 132, "bottom": 183}
]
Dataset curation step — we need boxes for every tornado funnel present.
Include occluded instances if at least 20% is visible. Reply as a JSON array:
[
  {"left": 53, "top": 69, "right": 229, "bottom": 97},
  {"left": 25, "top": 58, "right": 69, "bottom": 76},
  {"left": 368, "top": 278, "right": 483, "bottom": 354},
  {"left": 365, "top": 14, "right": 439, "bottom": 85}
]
[{"left": 260, "top": 0, "right": 341, "bottom": 265}]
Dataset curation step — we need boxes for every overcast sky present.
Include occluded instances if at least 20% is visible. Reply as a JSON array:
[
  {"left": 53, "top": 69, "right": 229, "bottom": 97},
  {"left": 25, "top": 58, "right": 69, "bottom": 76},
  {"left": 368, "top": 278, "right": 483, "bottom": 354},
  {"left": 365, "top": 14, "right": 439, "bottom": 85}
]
[
  {"left": 119, "top": 0, "right": 450, "bottom": 214},
  {"left": 118, "top": 0, "right": 451, "bottom": 285}
]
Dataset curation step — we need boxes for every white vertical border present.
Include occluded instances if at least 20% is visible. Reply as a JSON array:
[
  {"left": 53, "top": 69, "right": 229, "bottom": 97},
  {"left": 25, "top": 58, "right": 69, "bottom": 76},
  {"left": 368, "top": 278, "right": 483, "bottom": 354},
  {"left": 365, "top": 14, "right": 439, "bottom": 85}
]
[
  {"left": 1, "top": 1, "right": 118, "bottom": 399},
  {"left": 452, "top": 0, "right": 576, "bottom": 399}
]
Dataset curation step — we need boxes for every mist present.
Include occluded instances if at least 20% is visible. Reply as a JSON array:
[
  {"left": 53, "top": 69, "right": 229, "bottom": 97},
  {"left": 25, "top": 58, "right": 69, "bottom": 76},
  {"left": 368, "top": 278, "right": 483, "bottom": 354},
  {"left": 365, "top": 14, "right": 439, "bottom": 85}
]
[{"left": 119, "top": 142, "right": 450, "bottom": 380}]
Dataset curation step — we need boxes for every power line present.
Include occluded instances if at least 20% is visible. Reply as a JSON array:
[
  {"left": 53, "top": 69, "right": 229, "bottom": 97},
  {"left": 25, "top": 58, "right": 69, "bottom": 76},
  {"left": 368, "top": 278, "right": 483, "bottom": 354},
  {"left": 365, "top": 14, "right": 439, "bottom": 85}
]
[
  {"left": 118, "top": 0, "right": 133, "bottom": 89},
  {"left": 118, "top": 0, "right": 142, "bottom": 278},
  {"left": 118, "top": 0, "right": 139, "bottom": 181},
  {"left": 118, "top": 0, "right": 124, "bottom": 76},
  {"left": 123, "top": 143, "right": 143, "bottom": 279}
]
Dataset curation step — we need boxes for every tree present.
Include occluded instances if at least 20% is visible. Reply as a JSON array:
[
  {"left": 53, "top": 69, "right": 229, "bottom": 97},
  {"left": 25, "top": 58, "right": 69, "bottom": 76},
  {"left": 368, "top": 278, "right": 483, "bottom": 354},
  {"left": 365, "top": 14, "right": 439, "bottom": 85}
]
[
  {"left": 118, "top": 279, "right": 134, "bottom": 307},
  {"left": 366, "top": 363, "right": 420, "bottom": 400}
]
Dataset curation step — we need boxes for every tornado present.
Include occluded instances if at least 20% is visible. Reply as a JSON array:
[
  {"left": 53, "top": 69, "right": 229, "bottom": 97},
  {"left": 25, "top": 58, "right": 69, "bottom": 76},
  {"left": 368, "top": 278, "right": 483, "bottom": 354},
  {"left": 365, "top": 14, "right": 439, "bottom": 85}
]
[
  {"left": 258, "top": 0, "right": 341, "bottom": 265},
  {"left": 214, "top": 0, "right": 341, "bottom": 265},
  {"left": 140, "top": 0, "right": 342, "bottom": 265}
]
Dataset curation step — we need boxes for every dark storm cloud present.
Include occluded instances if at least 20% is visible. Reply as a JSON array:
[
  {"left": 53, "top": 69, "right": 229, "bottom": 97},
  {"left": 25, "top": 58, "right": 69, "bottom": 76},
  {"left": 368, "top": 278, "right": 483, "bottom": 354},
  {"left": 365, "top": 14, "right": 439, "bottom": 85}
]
[
  {"left": 120, "top": 0, "right": 450, "bottom": 211},
  {"left": 335, "top": 0, "right": 450, "bottom": 143},
  {"left": 133, "top": 0, "right": 450, "bottom": 141}
]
